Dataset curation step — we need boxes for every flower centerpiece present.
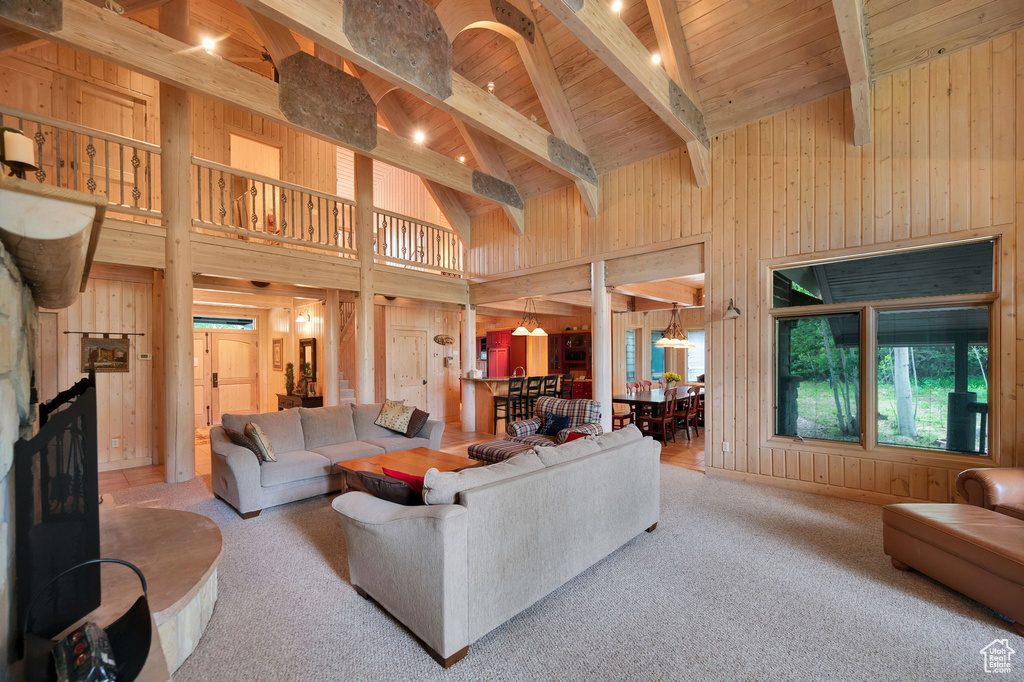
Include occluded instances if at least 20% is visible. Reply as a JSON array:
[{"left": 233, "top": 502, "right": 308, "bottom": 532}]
[{"left": 663, "top": 371, "right": 682, "bottom": 388}]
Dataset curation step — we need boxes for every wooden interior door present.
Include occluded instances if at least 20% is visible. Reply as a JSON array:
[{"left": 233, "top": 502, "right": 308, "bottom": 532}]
[
  {"left": 72, "top": 82, "right": 150, "bottom": 206},
  {"left": 391, "top": 328, "right": 428, "bottom": 409},
  {"left": 194, "top": 332, "right": 212, "bottom": 428},
  {"left": 211, "top": 331, "right": 258, "bottom": 421}
]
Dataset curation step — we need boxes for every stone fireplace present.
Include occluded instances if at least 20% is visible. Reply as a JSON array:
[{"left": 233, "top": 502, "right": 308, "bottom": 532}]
[{"left": 0, "top": 240, "right": 38, "bottom": 673}]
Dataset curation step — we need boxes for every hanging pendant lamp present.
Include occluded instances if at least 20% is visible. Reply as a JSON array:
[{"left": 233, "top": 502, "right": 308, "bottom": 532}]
[
  {"left": 512, "top": 298, "right": 547, "bottom": 336},
  {"left": 653, "top": 303, "right": 694, "bottom": 348}
]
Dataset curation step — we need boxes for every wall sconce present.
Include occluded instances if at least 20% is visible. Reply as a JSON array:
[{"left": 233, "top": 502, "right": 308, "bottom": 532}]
[
  {"left": 0, "top": 127, "right": 38, "bottom": 179},
  {"left": 295, "top": 311, "right": 311, "bottom": 323},
  {"left": 724, "top": 299, "right": 741, "bottom": 320}
]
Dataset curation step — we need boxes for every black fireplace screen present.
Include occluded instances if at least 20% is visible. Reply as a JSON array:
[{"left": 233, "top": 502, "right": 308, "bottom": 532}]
[{"left": 15, "top": 374, "right": 100, "bottom": 647}]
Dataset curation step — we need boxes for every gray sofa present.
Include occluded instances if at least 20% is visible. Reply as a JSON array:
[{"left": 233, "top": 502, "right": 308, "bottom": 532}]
[
  {"left": 210, "top": 403, "right": 445, "bottom": 518},
  {"left": 332, "top": 425, "right": 660, "bottom": 667}
]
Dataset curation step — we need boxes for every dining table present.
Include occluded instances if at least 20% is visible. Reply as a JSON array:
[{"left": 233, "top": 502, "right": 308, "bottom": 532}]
[{"left": 611, "top": 383, "right": 705, "bottom": 420}]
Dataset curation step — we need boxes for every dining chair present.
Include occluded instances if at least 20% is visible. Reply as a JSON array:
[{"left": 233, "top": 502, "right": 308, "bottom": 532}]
[
  {"left": 674, "top": 386, "right": 700, "bottom": 440},
  {"left": 640, "top": 379, "right": 653, "bottom": 390},
  {"left": 625, "top": 381, "right": 640, "bottom": 393},
  {"left": 542, "top": 374, "right": 559, "bottom": 397},
  {"left": 559, "top": 374, "right": 575, "bottom": 399},
  {"left": 524, "top": 376, "right": 544, "bottom": 415},
  {"left": 636, "top": 387, "right": 677, "bottom": 442},
  {"left": 493, "top": 376, "right": 526, "bottom": 433}
]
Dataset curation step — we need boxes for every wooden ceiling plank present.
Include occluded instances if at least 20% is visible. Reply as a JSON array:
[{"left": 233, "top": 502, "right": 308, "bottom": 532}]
[
  {"left": 452, "top": 118, "right": 526, "bottom": 234},
  {"left": 233, "top": 0, "right": 599, "bottom": 192},
  {"left": 0, "top": 0, "right": 520, "bottom": 206},
  {"left": 534, "top": 0, "right": 711, "bottom": 187},
  {"left": 832, "top": 0, "right": 872, "bottom": 146}
]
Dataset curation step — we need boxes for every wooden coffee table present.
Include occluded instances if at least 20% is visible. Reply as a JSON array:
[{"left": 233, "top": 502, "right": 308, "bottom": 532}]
[{"left": 335, "top": 447, "right": 481, "bottom": 480}]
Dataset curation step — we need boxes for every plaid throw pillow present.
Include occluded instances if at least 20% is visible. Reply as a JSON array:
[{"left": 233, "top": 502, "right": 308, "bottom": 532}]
[
  {"left": 224, "top": 427, "right": 263, "bottom": 464},
  {"left": 375, "top": 399, "right": 417, "bottom": 434},
  {"left": 403, "top": 408, "right": 430, "bottom": 438},
  {"left": 244, "top": 422, "right": 277, "bottom": 462}
]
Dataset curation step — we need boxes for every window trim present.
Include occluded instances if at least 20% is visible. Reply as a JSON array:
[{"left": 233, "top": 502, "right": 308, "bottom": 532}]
[{"left": 765, "top": 243, "right": 1000, "bottom": 467}]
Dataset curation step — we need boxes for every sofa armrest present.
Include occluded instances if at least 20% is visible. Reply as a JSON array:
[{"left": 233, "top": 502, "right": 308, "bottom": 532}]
[
  {"left": 332, "top": 492, "right": 469, "bottom": 658},
  {"left": 507, "top": 417, "right": 541, "bottom": 438},
  {"left": 557, "top": 422, "right": 603, "bottom": 443},
  {"left": 956, "top": 468, "right": 1024, "bottom": 509},
  {"left": 416, "top": 418, "right": 446, "bottom": 450},
  {"left": 209, "top": 427, "right": 263, "bottom": 514}
]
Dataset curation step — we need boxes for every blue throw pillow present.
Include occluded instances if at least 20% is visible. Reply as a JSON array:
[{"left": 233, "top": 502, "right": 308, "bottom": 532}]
[{"left": 538, "top": 412, "right": 570, "bottom": 436}]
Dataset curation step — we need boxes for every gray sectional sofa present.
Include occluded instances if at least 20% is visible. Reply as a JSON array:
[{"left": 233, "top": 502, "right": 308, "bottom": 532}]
[
  {"left": 332, "top": 425, "right": 661, "bottom": 667},
  {"left": 210, "top": 403, "right": 445, "bottom": 518}
]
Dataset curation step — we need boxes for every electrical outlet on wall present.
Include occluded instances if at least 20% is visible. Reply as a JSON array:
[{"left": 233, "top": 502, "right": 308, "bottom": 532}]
[
  {"left": 111, "top": 438, "right": 120, "bottom": 448},
  {"left": 722, "top": 442, "right": 730, "bottom": 452}
]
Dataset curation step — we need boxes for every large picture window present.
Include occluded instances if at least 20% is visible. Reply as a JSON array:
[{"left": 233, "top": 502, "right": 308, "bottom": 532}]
[{"left": 771, "top": 240, "right": 995, "bottom": 456}]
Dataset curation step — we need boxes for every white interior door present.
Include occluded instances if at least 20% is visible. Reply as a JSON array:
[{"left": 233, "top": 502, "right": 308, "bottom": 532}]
[
  {"left": 211, "top": 331, "right": 259, "bottom": 420},
  {"left": 391, "top": 328, "right": 428, "bottom": 409}
]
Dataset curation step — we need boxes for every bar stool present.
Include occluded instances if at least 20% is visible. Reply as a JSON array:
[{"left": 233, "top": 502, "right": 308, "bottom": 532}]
[
  {"left": 559, "top": 374, "right": 574, "bottom": 399},
  {"left": 542, "top": 374, "right": 559, "bottom": 397},
  {"left": 493, "top": 376, "right": 525, "bottom": 434},
  {"left": 524, "top": 376, "right": 544, "bottom": 416}
]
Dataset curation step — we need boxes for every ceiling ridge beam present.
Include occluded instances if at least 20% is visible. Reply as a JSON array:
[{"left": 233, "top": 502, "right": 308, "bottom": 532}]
[
  {"left": 233, "top": 0, "right": 600, "bottom": 196},
  {"left": 0, "top": 0, "right": 522, "bottom": 208},
  {"left": 434, "top": 0, "right": 600, "bottom": 217},
  {"left": 534, "top": 0, "right": 710, "bottom": 187},
  {"left": 832, "top": 0, "right": 872, "bottom": 146}
]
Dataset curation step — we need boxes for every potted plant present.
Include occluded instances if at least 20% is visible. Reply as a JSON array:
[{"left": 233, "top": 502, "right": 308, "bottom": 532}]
[
  {"left": 285, "top": 362, "right": 295, "bottom": 396},
  {"left": 663, "top": 371, "right": 682, "bottom": 388}
]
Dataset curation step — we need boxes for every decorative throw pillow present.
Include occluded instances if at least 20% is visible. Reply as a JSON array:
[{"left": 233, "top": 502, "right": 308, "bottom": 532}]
[
  {"left": 224, "top": 427, "right": 263, "bottom": 464},
  {"left": 356, "top": 470, "right": 422, "bottom": 506},
  {"left": 538, "top": 412, "right": 570, "bottom": 436},
  {"left": 382, "top": 467, "right": 425, "bottom": 493},
  {"left": 375, "top": 399, "right": 417, "bottom": 434},
  {"left": 244, "top": 422, "right": 277, "bottom": 462},
  {"left": 403, "top": 408, "right": 430, "bottom": 438},
  {"left": 564, "top": 431, "right": 588, "bottom": 443}
]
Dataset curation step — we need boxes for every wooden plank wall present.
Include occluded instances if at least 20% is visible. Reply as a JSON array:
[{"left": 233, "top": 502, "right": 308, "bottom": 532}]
[
  {"left": 469, "top": 30, "right": 1024, "bottom": 502},
  {"left": 611, "top": 308, "right": 704, "bottom": 392},
  {"left": 335, "top": 147, "right": 452, "bottom": 228},
  {"left": 380, "top": 305, "right": 462, "bottom": 421},
  {"left": 41, "top": 269, "right": 155, "bottom": 471}
]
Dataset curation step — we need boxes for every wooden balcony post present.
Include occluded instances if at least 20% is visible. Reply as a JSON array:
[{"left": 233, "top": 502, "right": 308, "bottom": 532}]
[
  {"left": 324, "top": 288, "right": 341, "bottom": 406},
  {"left": 460, "top": 302, "right": 476, "bottom": 431},
  {"left": 160, "top": 0, "right": 195, "bottom": 483},
  {"left": 354, "top": 154, "right": 374, "bottom": 403},
  {"left": 591, "top": 261, "right": 612, "bottom": 433}
]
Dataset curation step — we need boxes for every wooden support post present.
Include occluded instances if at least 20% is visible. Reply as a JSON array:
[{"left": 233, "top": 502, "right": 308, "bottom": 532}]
[
  {"left": 591, "top": 261, "right": 612, "bottom": 433},
  {"left": 324, "top": 288, "right": 341, "bottom": 406},
  {"left": 461, "top": 302, "right": 476, "bottom": 432},
  {"left": 355, "top": 154, "right": 375, "bottom": 403},
  {"left": 160, "top": 0, "right": 194, "bottom": 483}
]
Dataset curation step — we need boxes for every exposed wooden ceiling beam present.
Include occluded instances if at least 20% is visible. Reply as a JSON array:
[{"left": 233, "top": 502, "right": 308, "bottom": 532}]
[
  {"left": 614, "top": 280, "right": 699, "bottom": 306},
  {"left": 434, "top": 0, "right": 600, "bottom": 217},
  {"left": 538, "top": 290, "right": 631, "bottom": 313},
  {"left": 832, "top": 0, "right": 872, "bottom": 146},
  {"left": 477, "top": 298, "right": 590, "bottom": 318},
  {"left": 0, "top": 0, "right": 521, "bottom": 208},
  {"left": 470, "top": 264, "right": 592, "bottom": 304},
  {"left": 452, "top": 118, "right": 526, "bottom": 234},
  {"left": 0, "top": 0, "right": 170, "bottom": 53},
  {"left": 233, "top": 0, "right": 600, "bottom": 195},
  {"left": 192, "top": 274, "right": 331, "bottom": 299},
  {"left": 534, "top": 0, "right": 710, "bottom": 187}
]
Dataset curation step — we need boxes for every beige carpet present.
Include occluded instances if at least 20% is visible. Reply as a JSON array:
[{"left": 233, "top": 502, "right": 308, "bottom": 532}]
[{"left": 110, "top": 467, "right": 1015, "bottom": 681}]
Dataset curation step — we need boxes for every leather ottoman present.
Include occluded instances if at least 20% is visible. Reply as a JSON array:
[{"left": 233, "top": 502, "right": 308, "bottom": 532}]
[{"left": 883, "top": 503, "right": 1024, "bottom": 636}]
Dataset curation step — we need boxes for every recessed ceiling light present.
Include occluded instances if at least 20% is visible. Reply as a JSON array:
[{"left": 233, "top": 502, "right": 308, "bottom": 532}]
[
  {"left": 487, "top": 81, "right": 496, "bottom": 94},
  {"left": 201, "top": 37, "right": 216, "bottom": 55},
  {"left": 610, "top": 0, "right": 622, "bottom": 13},
  {"left": 458, "top": 155, "right": 466, "bottom": 163},
  {"left": 413, "top": 130, "right": 425, "bottom": 144},
  {"left": 651, "top": 53, "right": 661, "bottom": 65}
]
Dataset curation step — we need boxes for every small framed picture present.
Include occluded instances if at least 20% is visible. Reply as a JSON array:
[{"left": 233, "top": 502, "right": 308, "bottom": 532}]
[
  {"left": 81, "top": 336, "right": 130, "bottom": 373},
  {"left": 272, "top": 338, "right": 284, "bottom": 370}
]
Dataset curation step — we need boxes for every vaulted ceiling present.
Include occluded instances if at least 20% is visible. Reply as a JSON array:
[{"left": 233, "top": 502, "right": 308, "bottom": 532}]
[{"left": 8, "top": 0, "right": 1024, "bottom": 226}]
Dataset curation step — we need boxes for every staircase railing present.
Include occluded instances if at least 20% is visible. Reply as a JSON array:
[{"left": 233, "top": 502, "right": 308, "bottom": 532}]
[{"left": 0, "top": 106, "right": 161, "bottom": 219}]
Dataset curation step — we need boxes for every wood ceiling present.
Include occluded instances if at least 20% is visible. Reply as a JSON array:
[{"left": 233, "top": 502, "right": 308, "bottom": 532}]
[{"left": 8, "top": 0, "right": 1024, "bottom": 223}]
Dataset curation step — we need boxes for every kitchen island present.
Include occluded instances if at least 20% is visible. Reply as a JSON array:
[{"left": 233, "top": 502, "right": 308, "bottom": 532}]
[{"left": 460, "top": 376, "right": 513, "bottom": 435}]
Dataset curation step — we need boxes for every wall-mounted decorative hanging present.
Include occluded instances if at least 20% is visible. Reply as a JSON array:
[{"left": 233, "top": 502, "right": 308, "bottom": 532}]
[
  {"left": 433, "top": 334, "right": 454, "bottom": 346},
  {"left": 79, "top": 334, "right": 131, "bottom": 373},
  {"left": 272, "top": 338, "right": 284, "bottom": 370}
]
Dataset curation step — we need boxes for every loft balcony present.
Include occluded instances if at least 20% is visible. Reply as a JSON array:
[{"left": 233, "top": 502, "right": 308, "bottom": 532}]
[{"left": 0, "top": 106, "right": 464, "bottom": 278}]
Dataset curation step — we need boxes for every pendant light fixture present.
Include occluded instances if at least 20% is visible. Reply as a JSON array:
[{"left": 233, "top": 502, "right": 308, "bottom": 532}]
[
  {"left": 654, "top": 303, "right": 695, "bottom": 348},
  {"left": 512, "top": 298, "right": 547, "bottom": 337}
]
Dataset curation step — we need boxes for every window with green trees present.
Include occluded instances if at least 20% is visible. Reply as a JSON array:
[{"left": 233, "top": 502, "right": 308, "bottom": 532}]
[{"left": 771, "top": 240, "right": 995, "bottom": 456}]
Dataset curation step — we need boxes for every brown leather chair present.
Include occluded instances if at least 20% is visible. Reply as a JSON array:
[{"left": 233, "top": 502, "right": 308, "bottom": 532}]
[{"left": 956, "top": 468, "right": 1024, "bottom": 521}]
